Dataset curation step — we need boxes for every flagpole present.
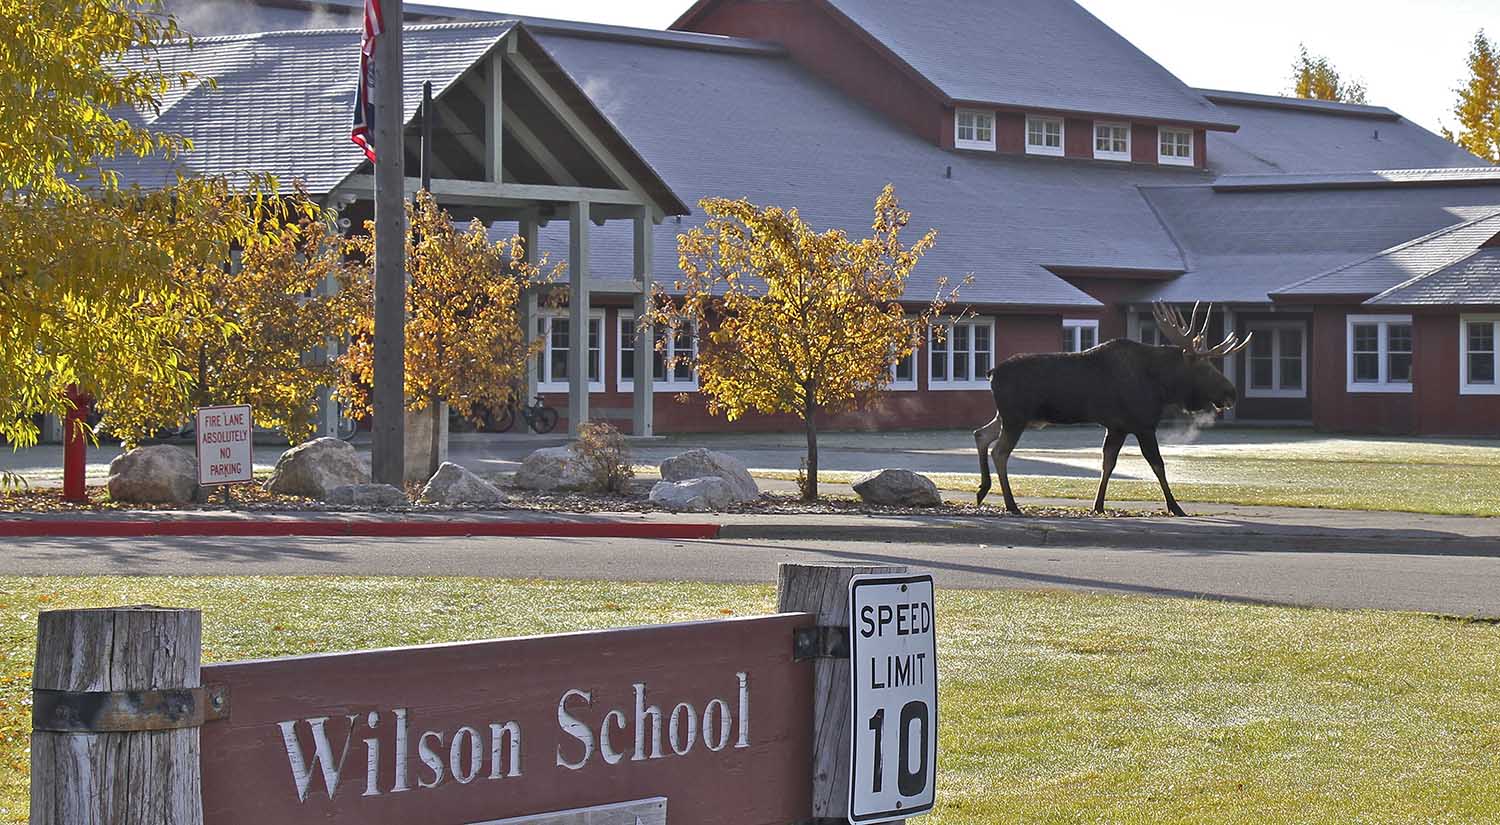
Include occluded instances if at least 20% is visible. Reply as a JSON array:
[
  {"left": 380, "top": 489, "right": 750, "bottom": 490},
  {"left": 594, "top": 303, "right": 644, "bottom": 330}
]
[{"left": 371, "top": 0, "right": 405, "bottom": 487}]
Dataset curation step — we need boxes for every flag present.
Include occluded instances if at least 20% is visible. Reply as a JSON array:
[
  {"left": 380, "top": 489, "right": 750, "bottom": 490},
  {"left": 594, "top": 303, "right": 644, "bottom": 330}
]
[{"left": 350, "top": 0, "right": 385, "bottom": 162}]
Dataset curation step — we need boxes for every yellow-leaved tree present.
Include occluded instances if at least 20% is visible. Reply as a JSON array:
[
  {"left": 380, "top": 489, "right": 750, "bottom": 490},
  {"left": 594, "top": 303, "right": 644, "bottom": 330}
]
[
  {"left": 1289, "top": 45, "right": 1368, "bottom": 104},
  {"left": 1447, "top": 31, "right": 1500, "bottom": 163},
  {"left": 0, "top": 0, "right": 284, "bottom": 455},
  {"left": 339, "top": 190, "right": 561, "bottom": 477},
  {"left": 98, "top": 186, "right": 365, "bottom": 446},
  {"left": 650, "top": 185, "right": 962, "bottom": 500}
]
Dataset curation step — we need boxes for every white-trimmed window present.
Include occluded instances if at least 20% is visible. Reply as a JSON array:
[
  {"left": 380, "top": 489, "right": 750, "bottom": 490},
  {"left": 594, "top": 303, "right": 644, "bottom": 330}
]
[
  {"left": 954, "top": 109, "right": 996, "bottom": 151},
  {"left": 1093, "top": 122, "right": 1131, "bottom": 162},
  {"left": 1245, "top": 322, "right": 1307, "bottom": 398},
  {"left": 1063, "top": 319, "right": 1099, "bottom": 352},
  {"left": 537, "top": 311, "right": 605, "bottom": 393},
  {"left": 619, "top": 314, "right": 698, "bottom": 392},
  {"left": 1347, "top": 315, "right": 1413, "bottom": 393},
  {"left": 889, "top": 347, "right": 918, "bottom": 390},
  {"left": 929, "top": 319, "right": 995, "bottom": 389},
  {"left": 1158, "top": 127, "right": 1194, "bottom": 166},
  {"left": 1025, "top": 115, "right": 1064, "bottom": 157},
  {"left": 1461, "top": 315, "right": 1500, "bottom": 395},
  {"left": 1133, "top": 312, "right": 1164, "bottom": 346}
]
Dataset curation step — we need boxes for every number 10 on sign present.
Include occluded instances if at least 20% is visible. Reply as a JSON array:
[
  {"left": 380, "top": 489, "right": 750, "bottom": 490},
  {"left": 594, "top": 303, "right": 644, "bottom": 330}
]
[{"left": 848, "top": 574, "right": 937, "bottom": 823}]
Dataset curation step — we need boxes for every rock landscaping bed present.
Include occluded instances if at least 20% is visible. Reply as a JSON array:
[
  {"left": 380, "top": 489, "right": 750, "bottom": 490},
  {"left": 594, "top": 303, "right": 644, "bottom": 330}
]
[{"left": 1, "top": 436, "right": 1154, "bottom": 518}]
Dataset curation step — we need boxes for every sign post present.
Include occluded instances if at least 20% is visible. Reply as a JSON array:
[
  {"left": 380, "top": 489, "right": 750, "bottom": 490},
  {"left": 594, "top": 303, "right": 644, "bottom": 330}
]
[
  {"left": 195, "top": 405, "right": 254, "bottom": 497},
  {"left": 847, "top": 574, "right": 938, "bottom": 823}
]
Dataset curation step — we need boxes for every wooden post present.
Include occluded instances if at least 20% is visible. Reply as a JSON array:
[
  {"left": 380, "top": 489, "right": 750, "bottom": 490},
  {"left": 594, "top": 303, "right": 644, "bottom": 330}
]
[
  {"left": 777, "top": 563, "right": 906, "bottom": 824},
  {"left": 631, "top": 209, "right": 654, "bottom": 437},
  {"left": 370, "top": 0, "right": 406, "bottom": 487},
  {"left": 567, "top": 200, "right": 591, "bottom": 437},
  {"left": 31, "top": 606, "right": 204, "bottom": 825}
]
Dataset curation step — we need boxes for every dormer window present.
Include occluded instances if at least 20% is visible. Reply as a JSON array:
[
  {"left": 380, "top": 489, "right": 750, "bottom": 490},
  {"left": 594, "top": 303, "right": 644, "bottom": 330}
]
[
  {"left": 954, "top": 109, "right": 995, "bottom": 151},
  {"left": 1158, "top": 127, "right": 1194, "bottom": 166},
  {"left": 1094, "top": 122, "right": 1131, "bottom": 161},
  {"left": 1025, "top": 115, "right": 1064, "bottom": 156}
]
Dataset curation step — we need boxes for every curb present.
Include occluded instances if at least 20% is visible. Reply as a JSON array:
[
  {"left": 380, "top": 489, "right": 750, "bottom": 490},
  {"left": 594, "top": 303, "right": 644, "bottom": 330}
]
[{"left": 0, "top": 519, "right": 721, "bottom": 540}]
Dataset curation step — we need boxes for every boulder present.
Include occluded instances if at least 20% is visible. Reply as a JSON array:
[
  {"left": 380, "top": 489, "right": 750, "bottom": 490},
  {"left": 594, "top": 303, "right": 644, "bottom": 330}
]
[
  {"left": 263, "top": 437, "right": 370, "bottom": 500},
  {"left": 852, "top": 468, "right": 942, "bottom": 507},
  {"left": 649, "top": 477, "right": 736, "bottom": 513},
  {"left": 512, "top": 446, "right": 592, "bottom": 491},
  {"left": 658, "top": 449, "right": 759, "bottom": 502},
  {"left": 419, "top": 462, "right": 507, "bottom": 506},
  {"left": 106, "top": 445, "right": 198, "bottom": 504},
  {"left": 324, "top": 483, "right": 408, "bottom": 508}
]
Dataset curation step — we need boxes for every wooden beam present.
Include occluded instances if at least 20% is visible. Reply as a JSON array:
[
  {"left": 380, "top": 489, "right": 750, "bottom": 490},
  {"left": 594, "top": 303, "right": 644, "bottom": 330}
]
[
  {"left": 489, "top": 56, "right": 503, "bottom": 181},
  {"left": 434, "top": 98, "right": 488, "bottom": 173},
  {"left": 502, "top": 102, "right": 580, "bottom": 186},
  {"left": 505, "top": 49, "right": 657, "bottom": 211},
  {"left": 339, "top": 175, "right": 646, "bottom": 207}
]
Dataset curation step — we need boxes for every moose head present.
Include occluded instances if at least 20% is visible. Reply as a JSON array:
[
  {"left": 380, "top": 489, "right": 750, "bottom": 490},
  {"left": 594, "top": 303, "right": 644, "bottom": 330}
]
[{"left": 1151, "top": 301, "right": 1252, "bottom": 416}]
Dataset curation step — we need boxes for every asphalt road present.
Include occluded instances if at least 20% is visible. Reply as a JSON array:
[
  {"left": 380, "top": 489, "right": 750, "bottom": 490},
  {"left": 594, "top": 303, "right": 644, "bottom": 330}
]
[{"left": 4, "top": 531, "right": 1497, "bottom": 617}]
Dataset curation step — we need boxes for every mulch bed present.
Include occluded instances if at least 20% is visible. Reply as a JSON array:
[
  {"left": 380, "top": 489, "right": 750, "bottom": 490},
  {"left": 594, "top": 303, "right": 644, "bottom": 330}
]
[{"left": 0, "top": 478, "right": 1154, "bottom": 519}]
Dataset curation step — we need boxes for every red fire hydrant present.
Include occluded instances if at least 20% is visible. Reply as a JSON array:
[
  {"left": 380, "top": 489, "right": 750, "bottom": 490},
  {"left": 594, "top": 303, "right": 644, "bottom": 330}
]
[{"left": 62, "top": 385, "right": 92, "bottom": 504}]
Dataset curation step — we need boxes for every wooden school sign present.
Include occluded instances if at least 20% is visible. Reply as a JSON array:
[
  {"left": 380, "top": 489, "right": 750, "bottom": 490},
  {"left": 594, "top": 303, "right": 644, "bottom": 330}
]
[
  {"left": 29, "top": 564, "right": 932, "bottom": 825},
  {"left": 199, "top": 616, "right": 812, "bottom": 824}
]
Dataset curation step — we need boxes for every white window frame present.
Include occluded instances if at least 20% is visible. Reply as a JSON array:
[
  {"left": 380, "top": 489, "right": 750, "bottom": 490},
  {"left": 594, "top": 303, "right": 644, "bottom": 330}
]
[
  {"left": 1063, "top": 319, "right": 1100, "bottom": 353},
  {"left": 537, "top": 310, "right": 605, "bottom": 394},
  {"left": 1025, "top": 115, "right": 1065, "bottom": 157},
  {"left": 1131, "top": 311, "right": 1165, "bottom": 347},
  {"left": 1460, "top": 314, "right": 1500, "bottom": 396},
  {"left": 1158, "top": 126, "right": 1195, "bottom": 166},
  {"left": 1346, "top": 314, "right": 1414, "bottom": 394},
  {"left": 928, "top": 318, "right": 996, "bottom": 390},
  {"left": 1093, "top": 121, "right": 1131, "bottom": 162},
  {"left": 618, "top": 314, "right": 699, "bottom": 393},
  {"left": 1243, "top": 321, "right": 1308, "bottom": 399},
  {"left": 954, "top": 108, "right": 996, "bottom": 151},
  {"left": 888, "top": 346, "right": 918, "bottom": 391}
]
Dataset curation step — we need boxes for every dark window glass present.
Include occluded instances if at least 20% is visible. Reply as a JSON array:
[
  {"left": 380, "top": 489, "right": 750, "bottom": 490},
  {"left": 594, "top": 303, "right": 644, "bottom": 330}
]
[
  {"left": 550, "top": 319, "right": 570, "bottom": 381},
  {"left": 588, "top": 318, "right": 601, "bottom": 382},
  {"left": 674, "top": 326, "right": 694, "bottom": 382},
  {"left": 620, "top": 319, "right": 636, "bottom": 382},
  {"left": 1353, "top": 353, "right": 1380, "bottom": 382},
  {"left": 1251, "top": 358, "right": 1274, "bottom": 389},
  {"left": 1353, "top": 324, "right": 1379, "bottom": 354},
  {"left": 931, "top": 328, "right": 949, "bottom": 381},
  {"left": 973, "top": 324, "right": 992, "bottom": 378},
  {"left": 1387, "top": 324, "right": 1412, "bottom": 382},
  {"left": 1469, "top": 353, "right": 1495, "bottom": 385},
  {"left": 1080, "top": 326, "right": 1096, "bottom": 350},
  {"left": 1280, "top": 357, "right": 1303, "bottom": 390}
]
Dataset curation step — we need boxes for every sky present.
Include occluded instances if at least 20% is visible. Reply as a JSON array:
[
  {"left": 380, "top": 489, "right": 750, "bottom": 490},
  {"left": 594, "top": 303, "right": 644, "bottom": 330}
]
[{"left": 430, "top": 0, "right": 1499, "bottom": 134}]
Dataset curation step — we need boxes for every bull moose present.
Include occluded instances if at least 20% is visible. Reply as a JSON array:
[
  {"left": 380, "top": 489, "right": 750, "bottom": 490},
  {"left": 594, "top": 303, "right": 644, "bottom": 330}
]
[{"left": 975, "top": 303, "right": 1251, "bottom": 517}]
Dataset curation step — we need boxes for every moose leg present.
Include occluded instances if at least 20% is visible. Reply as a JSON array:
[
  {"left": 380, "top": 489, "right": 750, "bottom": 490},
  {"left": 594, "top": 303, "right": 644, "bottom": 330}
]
[
  {"left": 992, "top": 420, "right": 1025, "bottom": 516},
  {"left": 974, "top": 414, "right": 1002, "bottom": 505},
  {"left": 1094, "top": 428, "right": 1127, "bottom": 513},
  {"left": 1136, "top": 431, "right": 1187, "bottom": 517}
]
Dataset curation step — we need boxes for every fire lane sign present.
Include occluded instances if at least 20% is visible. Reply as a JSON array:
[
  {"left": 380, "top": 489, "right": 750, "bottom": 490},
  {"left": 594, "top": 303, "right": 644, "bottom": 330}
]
[
  {"left": 848, "top": 573, "right": 937, "bottom": 823},
  {"left": 195, "top": 404, "right": 253, "bottom": 486}
]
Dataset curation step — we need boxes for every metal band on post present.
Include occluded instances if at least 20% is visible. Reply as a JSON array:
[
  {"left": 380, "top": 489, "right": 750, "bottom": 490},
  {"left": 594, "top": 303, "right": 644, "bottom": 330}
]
[{"left": 32, "top": 684, "right": 229, "bottom": 733}]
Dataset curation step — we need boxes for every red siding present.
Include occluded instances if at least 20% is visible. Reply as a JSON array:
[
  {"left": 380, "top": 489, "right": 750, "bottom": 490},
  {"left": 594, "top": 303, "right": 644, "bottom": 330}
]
[
  {"left": 1411, "top": 311, "right": 1500, "bottom": 435},
  {"left": 1064, "top": 118, "right": 1093, "bottom": 160},
  {"left": 995, "top": 111, "right": 1026, "bottom": 154},
  {"left": 1131, "top": 124, "right": 1156, "bottom": 164},
  {"left": 686, "top": 0, "right": 946, "bottom": 144},
  {"left": 1194, "top": 129, "right": 1208, "bottom": 171},
  {"left": 1309, "top": 306, "right": 1415, "bottom": 433}
]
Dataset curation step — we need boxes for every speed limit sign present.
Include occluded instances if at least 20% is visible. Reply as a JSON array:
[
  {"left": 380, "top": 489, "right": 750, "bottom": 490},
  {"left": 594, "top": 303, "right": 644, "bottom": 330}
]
[{"left": 847, "top": 574, "right": 937, "bottom": 823}]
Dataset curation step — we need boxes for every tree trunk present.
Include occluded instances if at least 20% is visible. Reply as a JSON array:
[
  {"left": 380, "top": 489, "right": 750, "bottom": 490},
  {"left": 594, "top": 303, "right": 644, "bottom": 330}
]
[
  {"left": 428, "top": 392, "right": 442, "bottom": 479},
  {"left": 803, "top": 389, "right": 819, "bottom": 501}
]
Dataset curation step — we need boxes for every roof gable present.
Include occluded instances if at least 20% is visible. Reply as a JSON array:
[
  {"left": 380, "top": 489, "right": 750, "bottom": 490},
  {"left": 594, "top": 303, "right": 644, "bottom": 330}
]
[
  {"left": 1274, "top": 211, "right": 1500, "bottom": 299},
  {"left": 106, "top": 20, "right": 687, "bottom": 214},
  {"left": 680, "top": 0, "right": 1234, "bottom": 130}
]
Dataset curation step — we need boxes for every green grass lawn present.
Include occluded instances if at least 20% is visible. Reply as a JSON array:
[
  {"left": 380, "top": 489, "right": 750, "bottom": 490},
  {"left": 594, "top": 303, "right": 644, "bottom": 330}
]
[
  {"left": 3, "top": 578, "right": 1499, "bottom": 823},
  {"left": 749, "top": 431, "right": 1500, "bottom": 516}
]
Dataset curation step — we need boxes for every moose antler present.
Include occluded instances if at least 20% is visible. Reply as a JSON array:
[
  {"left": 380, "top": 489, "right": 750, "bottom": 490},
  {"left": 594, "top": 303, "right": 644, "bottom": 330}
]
[{"left": 1151, "top": 301, "right": 1253, "bottom": 358}]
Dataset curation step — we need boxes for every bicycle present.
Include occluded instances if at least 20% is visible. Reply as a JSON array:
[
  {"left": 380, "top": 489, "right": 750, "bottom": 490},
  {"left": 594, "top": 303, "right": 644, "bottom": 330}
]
[{"left": 490, "top": 395, "right": 559, "bottom": 435}]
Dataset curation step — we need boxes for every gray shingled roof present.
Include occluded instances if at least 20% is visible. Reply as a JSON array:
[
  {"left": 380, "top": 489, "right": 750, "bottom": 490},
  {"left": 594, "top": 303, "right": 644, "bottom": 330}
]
[
  {"left": 1275, "top": 211, "right": 1500, "bottom": 299},
  {"left": 529, "top": 30, "right": 1233, "bottom": 308},
  {"left": 1139, "top": 185, "right": 1500, "bottom": 304},
  {"left": 1199, "top": 92, "right": 1485, "bottom": 176},
  {"left": 110, "top": 22, "right": 520, "bottom": 193},
  {"left": 1368, "top": 247, "right": 1500, "bottom": 305},
  {"left": 812, "top": 0, "right": 1233, "bottom": 129},
  {"left": 1212, "top": 168, "right": 1500, "bottom": 191}
]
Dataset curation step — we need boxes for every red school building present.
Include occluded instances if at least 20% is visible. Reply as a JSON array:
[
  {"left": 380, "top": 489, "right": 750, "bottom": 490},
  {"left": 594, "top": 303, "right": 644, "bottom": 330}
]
[{"left": 147, "top": 0, "right": 1500, "bottom": 437}]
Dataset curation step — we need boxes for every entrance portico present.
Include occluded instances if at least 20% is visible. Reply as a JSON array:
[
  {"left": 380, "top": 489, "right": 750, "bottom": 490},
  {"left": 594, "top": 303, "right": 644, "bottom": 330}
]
[{"left": 333, "top": 21, "right": 689, "bottom": 437}]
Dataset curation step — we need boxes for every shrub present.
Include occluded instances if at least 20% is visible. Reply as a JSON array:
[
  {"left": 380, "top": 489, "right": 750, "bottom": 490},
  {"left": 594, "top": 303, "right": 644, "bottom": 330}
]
[{"left": 575, "top": 422, "right": 634, "bottom": 494}]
